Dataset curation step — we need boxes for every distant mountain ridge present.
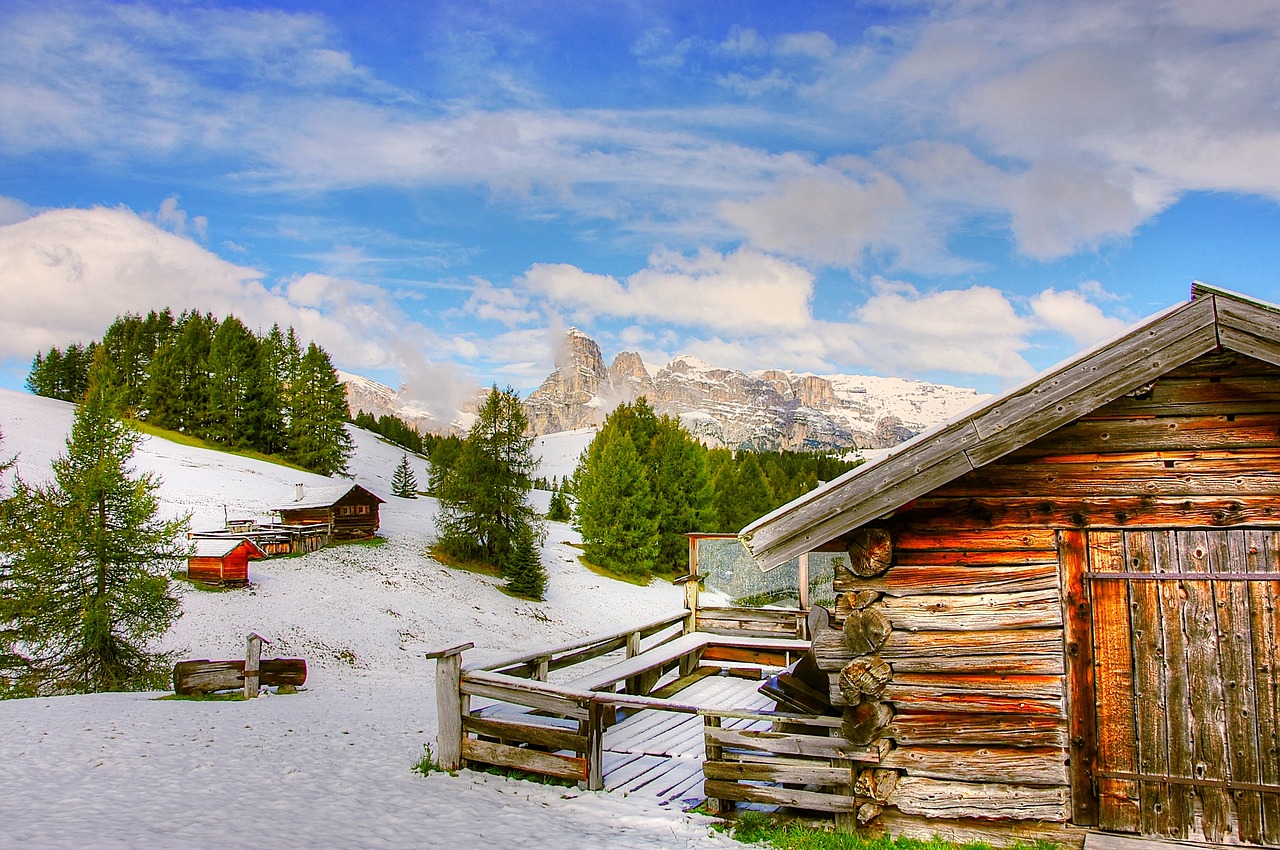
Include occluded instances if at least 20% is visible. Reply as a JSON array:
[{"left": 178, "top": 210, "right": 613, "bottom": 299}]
[
  {"left": 339, "top": 329, "right": 987, "bottom": 452},
  {"left": 524, "top": 329, "right": 986, "bottom": 452}
]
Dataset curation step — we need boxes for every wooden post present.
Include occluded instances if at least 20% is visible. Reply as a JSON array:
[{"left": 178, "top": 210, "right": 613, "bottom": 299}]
[
  {"left": 244, "top": 632, "right": 269, "bottom": 699},
  {"left": 533, "top": 655, "right": 550, "bottom": 682},
  {"left": 685, "top": 536, "right": 700, "bottom": 634},
  {"left": 426, "top": 642, "right": 474, "bottom": 771},
  {"left": 703, "top": 715, "right": 731, "bottom": 815},
  {"left": 626, "top": 629, "right": 641, "bottom": 658},
  {"left": 798, "top": 551, "right": 810, "bottom": 614},
  {"left": 585, "top": 700, "right": 605, "bottom": 791}
]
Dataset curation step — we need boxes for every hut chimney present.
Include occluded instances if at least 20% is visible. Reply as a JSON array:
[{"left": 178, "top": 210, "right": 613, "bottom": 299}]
[{"left": 295, "top": 483, "right": 304, "bottom": 502}]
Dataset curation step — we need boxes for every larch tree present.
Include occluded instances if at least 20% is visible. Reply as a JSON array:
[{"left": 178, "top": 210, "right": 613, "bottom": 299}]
[
  {"left": 0, "top": 360, "right": 187, "bottom": 695},
  {"left": 433, "top": 386, "right": 540, "bottom": 571}
]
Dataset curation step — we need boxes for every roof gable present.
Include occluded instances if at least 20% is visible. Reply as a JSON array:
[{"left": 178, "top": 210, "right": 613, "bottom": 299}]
[
  {"left": 191, "top": 537, "right": 266, "bottom": 559},
  {"left": 740, "top": 284, "right": 1280, "bottom": 570},
  {"left": 278, "top": 483, "right": 385, "bottom": 511}
]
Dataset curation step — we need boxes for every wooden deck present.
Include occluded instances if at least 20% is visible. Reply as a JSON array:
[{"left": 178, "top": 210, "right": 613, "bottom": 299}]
[{"left": 602, "top": 673, "right": 773, "bottom": 810}]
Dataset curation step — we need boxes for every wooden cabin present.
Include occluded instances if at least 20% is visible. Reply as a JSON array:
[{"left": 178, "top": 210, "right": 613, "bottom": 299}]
[
  {"left": 277, "top": 483, "right": 384, "bottom": 541},
  {"left": 187, "top": 537, "right": 266, "bottom": 586},
  {"left": 740, "top": 283, "right": 1280, "bottom": 848}
]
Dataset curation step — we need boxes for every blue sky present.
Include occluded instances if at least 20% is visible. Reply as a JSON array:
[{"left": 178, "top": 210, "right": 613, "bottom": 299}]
[{"left": 3, "top": 0, "right": 1280, "bottom": 419}]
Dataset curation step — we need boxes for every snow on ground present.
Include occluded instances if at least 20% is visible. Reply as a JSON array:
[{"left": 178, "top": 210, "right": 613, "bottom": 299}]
[{"left": 0, "top": 389, "right": 738, "bottom": 850}]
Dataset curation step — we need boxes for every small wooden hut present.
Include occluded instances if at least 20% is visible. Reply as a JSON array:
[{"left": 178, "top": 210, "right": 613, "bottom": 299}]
[
  {"left": 187, "top": 537, "right": 266, "bottom": 586},
  {"left": 740, "top": 283, "right": 1280, "bottom": 848},
  {"left": 277, "top": 483, "right": 384, "bottom": 541}
]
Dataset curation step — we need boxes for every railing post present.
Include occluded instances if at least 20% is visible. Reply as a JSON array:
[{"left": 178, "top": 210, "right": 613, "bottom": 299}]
[
  {"left": 426, "top": 642, "right": 474, "bottom": 771},
  {"left": 585, "top": 700, "right": 604, "bottom": 791},
  {"left": 703, "top": 714, "right": 731, "bottom": 815},
  {"left": 685, "top": 536, "right": 700, "bottom": 634}
]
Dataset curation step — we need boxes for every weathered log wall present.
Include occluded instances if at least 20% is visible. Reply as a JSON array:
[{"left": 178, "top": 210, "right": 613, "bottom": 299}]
[{"left": 814, "top": 351, "right": 1280, "bottom": 835}]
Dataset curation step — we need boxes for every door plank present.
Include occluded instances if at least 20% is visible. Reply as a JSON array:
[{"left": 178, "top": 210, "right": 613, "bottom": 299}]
[
  {"left": 1061, "top": 529, "right": 1099, "bottom": 827},
  {"left": 1178, "top": 530, "right": 1231, "bottom": 843},
  {"left": 1090, "top": 530, "right": 1141, "bottom": 833},
  {"left": 1153, "top": 530, "right": 1194, "bottom": 840},
  {"left": 1124, "top": 531, "right": 1172, "bottom": 838},
  {"left": 1245, "top": 530, "right": 1280, "bottom": 846},
  {"left": 1217, "top": 530, "right": 1265, "bottom": 844}
]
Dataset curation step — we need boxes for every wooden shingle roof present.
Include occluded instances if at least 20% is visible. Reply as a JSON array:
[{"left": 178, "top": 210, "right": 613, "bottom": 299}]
[{"left": 740, "top": 283, "right": 1280, "bottom": 570}]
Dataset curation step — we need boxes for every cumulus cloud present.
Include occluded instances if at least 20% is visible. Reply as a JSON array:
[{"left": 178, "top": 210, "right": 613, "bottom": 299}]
[
  {"left": 520, "top": 247, "right": 814, "bottom": 332},
  {"left": 1029, "top": 286, "right": 1131, "bottom": 346},
  {"left": 0, "top": 205, "right": 474, "bottom": 419},
  {"left": 0, "top": 196, "right": 32, "bottom": 226}
]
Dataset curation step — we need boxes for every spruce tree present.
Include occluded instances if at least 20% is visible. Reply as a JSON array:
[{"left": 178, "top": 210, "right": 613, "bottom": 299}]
[
  {"left": 0, "top": 359, "right": 186, "bottom": 695},
  {"left": 648, "top": 417, "right": 715, "bottom": 571},
  {"left": 504, "top": 522, "right": 547, "bottom": 600},
  {"left": 392, "top": 453, "right": 418, "bottom": 498},
  {"left": 205, "top": 316, "right": 262, "bottom": 448},
  {"left": 434, "top": 386, "right": 540, "bottom": 570},
  {"left": 285, "top": 343, "right": 353, "bottom": 475},
  {"left": 574, "top": 427, "right": 659, "bottom": 577},
  {"left": 546, "top": 488, "right": 571, "bottom": 522}
]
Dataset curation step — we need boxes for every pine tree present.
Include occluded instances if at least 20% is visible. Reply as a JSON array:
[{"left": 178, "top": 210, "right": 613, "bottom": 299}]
[
  {"left": 285, "top": 343, "right": 353, "bottom": 475},
  {"left": 434, "top": 386, "right": 540, "bottom": 570},
  {"left": 205, "top": 316, "right": 262, "bottom": 448},
  {"left": 392, "top": 453, "right": 418, "bottom": 498},
  {"left": 503, "top": 522, "right": 547, "bottom": 600},
  {"left": 574, "top": 427, "right": 659, "bottom": 577},
  {"left": 0, "top": 358, "right": 187, "bottom": 695}
]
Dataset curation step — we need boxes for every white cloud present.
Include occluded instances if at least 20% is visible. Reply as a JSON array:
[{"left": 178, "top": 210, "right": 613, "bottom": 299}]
[
  {"left": 1029, "top": 286, "right": 1131, "bottom": 346},
  {"left": 155, "top": 196, "right": 208, "bottom": 240},
  {"left": 0, "top": 206, "right": 473, "bottom": 418},
  {"left": 520, "top": 247, "right": 814, "bottom": 332},
  {"left": 0, "top": 196, "right": 31, "bottom": 226}
]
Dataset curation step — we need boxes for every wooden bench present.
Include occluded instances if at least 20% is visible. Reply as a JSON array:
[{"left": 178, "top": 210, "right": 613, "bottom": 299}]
[{"left": 565, "top": 632, "right": 811, "bottom": 697}]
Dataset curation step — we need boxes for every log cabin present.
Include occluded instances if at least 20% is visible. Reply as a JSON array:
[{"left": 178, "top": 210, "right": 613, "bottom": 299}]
[
  {"left": 277, "top": 483, "right": 384, "bottom": 541},
  {"left": 740, "top": 283, "right": 1280, "bottom": 848},
  {"left": 187, "top": 537, "right": 266, "bottom": 586}
]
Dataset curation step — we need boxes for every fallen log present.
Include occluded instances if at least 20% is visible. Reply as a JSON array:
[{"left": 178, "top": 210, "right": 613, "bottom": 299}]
[{"left": 174, "top": 658, "right": 307, "bottom": 695}]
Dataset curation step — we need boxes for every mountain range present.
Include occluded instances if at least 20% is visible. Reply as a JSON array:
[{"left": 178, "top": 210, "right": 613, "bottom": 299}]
[{"left": 343, "top": 328, "right": 987, "bottom": 452}]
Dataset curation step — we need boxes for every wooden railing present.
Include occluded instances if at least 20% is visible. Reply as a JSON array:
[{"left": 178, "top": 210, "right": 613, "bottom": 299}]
[
  {"left": 427, "top": 611, "right": 818, "bottom": 791},
  {"left": 702, "top": 708, "right": 892, "bottom": 825}
]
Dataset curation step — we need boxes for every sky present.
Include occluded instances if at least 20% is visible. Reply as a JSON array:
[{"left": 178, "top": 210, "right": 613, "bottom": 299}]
[{"left": 3, "top": 0, "right": 1280, "bottom": 420}]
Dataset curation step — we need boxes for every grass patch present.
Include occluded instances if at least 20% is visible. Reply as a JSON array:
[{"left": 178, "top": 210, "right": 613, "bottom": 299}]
[
  {"left": 128, "top": 419, "right": 313, "bottom": 473},
  {"left": 578, "top": 555, "right": 652, "bottom": 586},
  {"left": 412, "top": 744, "right": 454, "bottom": 777},
  {"left": 155, "top": 691, "right": 245, "bottom": 702},
  {"left": 334, "top": 535, "right": 388, "bottom": 548},
  {"left": 715, "top": 814, "right": 1060, "bottom": 850},
  {"left": 477, "top": 764, "right": 577, "bottom": 787},
  {"left": 170, "top": 571, "right": 239, "bottom": 592},
  {"left": 430, "top": 544, "right": 502, "bottom": 578}
]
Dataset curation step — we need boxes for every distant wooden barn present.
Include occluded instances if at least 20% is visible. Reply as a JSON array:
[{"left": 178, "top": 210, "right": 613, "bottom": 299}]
[
  {"left": 277, "top": 483, "right": 384, "bottom": 541},
  {"left": 741, "top": 283, "right": 1280, "bottom": 847},
  {"left": 187, "top": 537, "right": 266, "bottom": 586}
]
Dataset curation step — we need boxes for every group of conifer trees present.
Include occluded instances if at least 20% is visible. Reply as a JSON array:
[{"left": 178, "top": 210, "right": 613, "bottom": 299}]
[
  {"left": 27, "top": 310, "right": 353, "bottom": 476},
  {"left": 567, "top": 399, "right": 860, "bottom": 579}
]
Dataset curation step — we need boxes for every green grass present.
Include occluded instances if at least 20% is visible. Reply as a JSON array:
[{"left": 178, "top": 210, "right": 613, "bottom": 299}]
[
  {"left": 716, "top": 814, "right": 1060, "bottom": 850},
  {"left": 128, "top": 419, "right": 313, "bottom": 473},
  {"left": 429, "top": 544, "right": 503, "bottom": 578},
  {"left": 577, "top": 555, "right": 653, "bottom": 586},
  {"left": 169, "top": 570, "right": 239, "bottom": 592},
  {"left": 335, "top": 535, "right": 387, "bottom": 548},
  {"left": 155, "top": 691, "right": 246, "bottom": 702},
  {"left": 412, "top": 744, "right": 455, "bottom": 777}
]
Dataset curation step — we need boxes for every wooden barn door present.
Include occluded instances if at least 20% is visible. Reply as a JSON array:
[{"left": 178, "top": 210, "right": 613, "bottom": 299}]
[{"left": 1064, "top": 528, "right": 1280, "bottom": 845}]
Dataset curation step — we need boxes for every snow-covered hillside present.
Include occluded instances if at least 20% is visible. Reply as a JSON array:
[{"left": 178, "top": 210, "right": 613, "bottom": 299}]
[{"left": 0, "top": 389, "right": 735, "bottom": 850}]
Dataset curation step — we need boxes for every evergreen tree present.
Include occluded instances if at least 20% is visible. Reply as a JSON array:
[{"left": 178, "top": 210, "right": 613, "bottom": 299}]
[
  {"left": 503, "top": 522, "right": 547, "bottom": 600},
  {"left": 648, "top": 417, "right": 715, "bottom": 571},
  {"left": 205, "top": 316, "right": 263, "bottom": 448},
  {"left": 391, "top": 453, "right": 418, "bottom": 498},
  {"left": 434, "top": 386, "right": 540, "bottom": 570},
  {"left": 0, "top": 358, "right": 186, "bottom": 695},
  {"left": 285, "top": 343, "right": 353, "bottom": 475},
  {"left": 574, "top": 427, "right": 659, "bottom": 577},
  {"left": 545, "top": 488, "right": 572, "bottom": 522}
]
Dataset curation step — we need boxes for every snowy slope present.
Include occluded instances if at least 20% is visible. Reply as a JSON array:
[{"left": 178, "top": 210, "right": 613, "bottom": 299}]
[{"left": 0, "top": 389, "right": 733, "bottom": 850}]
